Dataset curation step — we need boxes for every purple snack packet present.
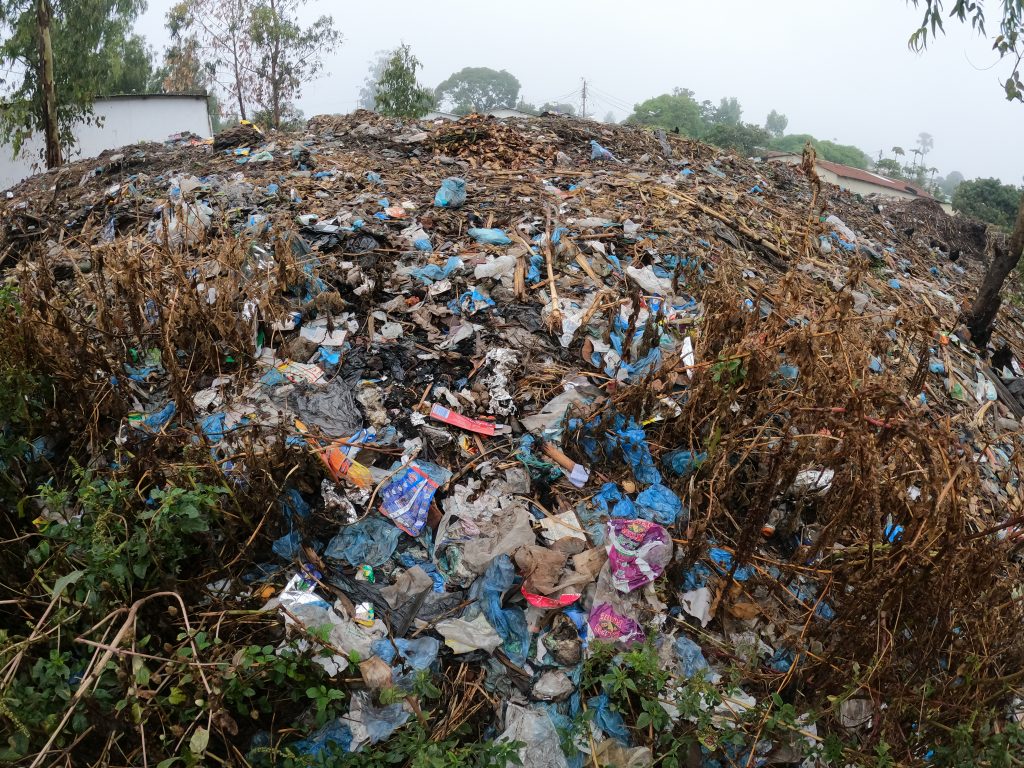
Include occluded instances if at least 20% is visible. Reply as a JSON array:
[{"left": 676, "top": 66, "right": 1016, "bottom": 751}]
[
  {"left": 606, "top": 519, "right": 673, "bottom": 593},
  {"left": 588, "top": 603, "right": 645, "bottom": 646}
]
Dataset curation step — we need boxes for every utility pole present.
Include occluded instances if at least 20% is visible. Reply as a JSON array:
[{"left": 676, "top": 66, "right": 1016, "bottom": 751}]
[
  {"left": 580, "top": 78, "right": 588, "bottom": 120},
  {"left": 36, "top": 0, "right": 61, "bottom": 168}
]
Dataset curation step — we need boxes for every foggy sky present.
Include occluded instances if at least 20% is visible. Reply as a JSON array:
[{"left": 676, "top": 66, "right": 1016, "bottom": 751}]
[{"left": 135, "top": 0, "right": 1024, "bottom": 184}]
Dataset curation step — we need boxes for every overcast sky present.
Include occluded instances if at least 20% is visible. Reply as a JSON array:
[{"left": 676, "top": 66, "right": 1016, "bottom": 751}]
[{"left": 135, "top": 0, "right": 1024, "bottom": 183}]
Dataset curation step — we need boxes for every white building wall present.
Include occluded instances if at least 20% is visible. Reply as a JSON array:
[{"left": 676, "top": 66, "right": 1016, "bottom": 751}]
[{"left": 2, "top": 95, "right": 211, "bottom": 190}]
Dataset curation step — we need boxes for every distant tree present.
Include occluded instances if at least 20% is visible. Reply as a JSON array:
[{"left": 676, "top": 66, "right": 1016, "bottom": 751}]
[
  {"left": 158, "top": 13, "right": 220, "bottom": 129},
  {"left": 0, "top": 0, "right": 151, "bottom": 167},
  {"left": 892, "top": 146, "right": 905, "bottom": 159},
  {"left": 952, "top": 178, "right": 1023, "bottom": 229},
  {"left": 917, "top": 131, "right": 934, "bottom": 163},
  {"left": 711, "top": 96, "right": 743, "bottom": 125},
  {"left": 772, "top": 134, "right": 872, "bottom": 169},
  {"left": 434, "top": 67, "right": 520, "bottom": 114},
  {"left": 251, "top": 104, "right": 303, "bottom": 131},
  {"left": 357, "top": 50, "right": 389, "bottom": 111},
  {"left": 603, "top": 110, "right": 617, "bottom": 124},
  {"left": 909, "top": 0, "right": 1024, "bottom": 346},
  {"left": 374, "top": 44, "right": 433, "bottom": 119},
  {"left": 939, "top": 170, "right": 965, "bottom": 197},
  {"left": 516, "top": 99, "right": 538, "bottom": 115},
  {"left": 704, "top": 122, "right": 770, "bottom": 155},
  {"left": 248, "top": 0, "right": 342, "bottom": 129},
  {"left": 874, "top": 158, "right": 907, "bottom": 179},
  {"left": 626, "top": 89, "right": 704, "bottom": 137},
  {"left": 765, "top": 109, "right": 788, "bottom": 138},
  {"left": 539, "top": 102, "right": 576, "bottom": 115}
]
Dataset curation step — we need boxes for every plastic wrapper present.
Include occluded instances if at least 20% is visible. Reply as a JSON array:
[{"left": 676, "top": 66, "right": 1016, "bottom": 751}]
[
  {"left": 674, "top": 635, "right": 711, "bottom": 678},
  {"left": 498, "top": 703, "right": 568, "bottom": 768},
  {"left": 606, "top": 519, "right": 672, "bottom": 593},
  {"left": 587, "top": 603, "right": 645, "bottom": 646},
  {"left": 379, "top": 460, "right": 452, "bottom": 535},
  {"left": 634, "top": 484, "right": 685, "bottom": 526}
]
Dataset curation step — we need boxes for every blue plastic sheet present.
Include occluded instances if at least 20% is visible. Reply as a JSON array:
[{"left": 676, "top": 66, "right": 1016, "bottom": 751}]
[
  {"left": 467, "top": 228, "right": 512, "bottom": 246},
  {"left": 674, "top": 635, "right": 710, "bottom": 678},
  {"left": 200, "top": 412, "right": 227, "bottom": 443},
  {"left": 434, "top": 177, "right": 467, "bottom": 208},
  {"left": 370, "top": 637, "right": 440, "bottom": 670},
  {"left": 448, "top": 288, "right": 495, "bottom": 316},
  {"left": 408, "top": 255, "right": 462, "bottom": 285},
  {"left": 663, "top": 449, "right": 706, "bottom": 477},
  {"left": 325, "top": 515, "right": 402, "bottom": 566},
  {"left": 587, "top": 693, "right": 630, "bottom": 744},
  {"left": 590, "top": 140, "right": 617, "bottom": 162},
  {"left": 292, "top": 720, "right": 353, "bottom": 756},
  {"left": 635, "top": 483, "right": 685, "bottom": 526},
  {"left": 477, "top": 555, "right": 530, "bottom": 666},
  {"left": 379, "top": 461, "right": 452, "bottom": 536},
  {"left": 272, "top": 530, "right": 302, "bottom": 560}
]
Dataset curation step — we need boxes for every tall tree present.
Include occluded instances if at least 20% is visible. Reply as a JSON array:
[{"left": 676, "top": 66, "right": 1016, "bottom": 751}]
[
  {"left": 603, "top": 110, "right": 617, "bottom": 124},
  {"left": 908, "top": 0, "right": 1024, "bottom": 346},
  {"left": 952, "top": 178, "right": 1023, "bottom": 229},
  {"left": 764, "top": 109, "right": 788, "bottom": 138},
  {"left": 0, "top": 0, "right": 148, "bottom": 166},
  {"left": 247, "top": 0, "right": 340, "bottom": 130},
  {"left": 169, "top": 0, "right": 256, "bottom": 120},
  {"left": 539, "top": 102, "right": 576, "bottom": 115},
  {"left": 711, "top": 96, "right": 742, "bottom": 126},
  {"left": 374, "top": 43, "right": 433, "bottom": 119},
  {"left": 433, "top": 67, "right": 520, "bottom": 114},
  {"left": 356, "top": 50, "right": 389, "bottom": 111}
]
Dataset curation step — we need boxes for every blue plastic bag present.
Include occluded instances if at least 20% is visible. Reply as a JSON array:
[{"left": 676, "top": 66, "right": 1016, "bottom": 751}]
[
  {"left": 674, "top": 635, "right": 710, "bottom": 678},
  {"left": 325, "top": 515, "right": 402, "bottom": 566},
  {"left": 609, "top": 418, "right": 661, "bottom": 485},
  {"left": 467, "top": 228, "right": 512, "bottom": 246},
  {"left": 371, "top": 637, "right": 440, "bottom": 670},
  {"left": 409, "top": 255, "right": 462, "bottom": 285},
  {"left": 434, "top": 177, "right": 467, "bottom": 208},
  {"left": 587, "top": 693, "right": 630, "bottom": 744},
  {"left": 378, "top": 461, "right": 452, "bottom": 536},
  {"left": 593, "top": 483, "right": 636, "bottom": 519},
  {"left": 477, "top": 555, "right": 530, "bottom": 666},
  {"left": 635, "top": 483, "right": 685, "bottom": 526},
  {"left": 590, "top": 140, "right": 617, "bottom": 162},
  {"left": 663, "top": 449, "right": 706, "bottom": 477}
]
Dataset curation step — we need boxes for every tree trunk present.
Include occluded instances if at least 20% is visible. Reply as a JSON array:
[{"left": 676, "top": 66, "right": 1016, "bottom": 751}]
[
  {"left": 231, "top": 41, "right": 246, "bottom": 121},
  {"left": 966, "top": 196, "right": 1024, "bottom": 348},
  {"left": 269, "top": 0, "right": 280, "bottom": 129},
  {"left": 36, "top": 0, "right": 61, "bottom": 169}
]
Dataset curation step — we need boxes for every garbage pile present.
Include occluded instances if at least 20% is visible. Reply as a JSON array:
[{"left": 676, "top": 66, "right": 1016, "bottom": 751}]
[{"left": 3, "top": 111, "right": 1024, "bottom": 767}]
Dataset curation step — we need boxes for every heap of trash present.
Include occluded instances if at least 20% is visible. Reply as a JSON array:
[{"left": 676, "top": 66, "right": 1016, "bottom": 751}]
[{"left": 3, "top": 111, "right": 1024, "bottom": 768}]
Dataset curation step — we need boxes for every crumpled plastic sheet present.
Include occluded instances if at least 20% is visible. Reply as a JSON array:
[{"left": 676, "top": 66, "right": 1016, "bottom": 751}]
[
  {"left": 499, "top": 703, "right": 568, "bottom": 768},
  {"left": 344, "top": 691, "right": 410, "bottom": 752},
  {"left": 634, "top": 484, "right": 685, "bottom": 526},
  {"left": 324, "top": 515, "right": 402, "bottom": 566},
  {"left": 662, "top": 449, "right": 707, "bottom": 477},
  {"left": 588, "top": 693, "right": 630, "bottom": 744},
  {"left": 674, "top": 635, "right": 711, "bottom": 678},
  {"left": 467, "top": 227, "right": 512, "bottom": 246},
  {"left": 683, "top": 546, "right": 755, "bottom": 591},
  {"left": 408, "top": 255, "right": 462, "bottom": 285},
  {"left": 292, "top": 718, "right": 353, "bottom": 756},
  {"left": 433, "top": 176, "right": 467, "bottom": 208},
  {"left": 590, "top": 139, "right": 618, "bottom": 162},
  {"left": 606, "top": 519, "right": 673, "bottom": 593},
  {"left": 370, "top": 636, "right": 440, "bottom": 670},
  {"left": 288, "top": 378, "right": 363, "bottom": 437},
  {"left": 593, "top": 483, "right": 637, "bottom": 519},
  {"left": 470, "top": 554, "right": 530, "bottom": 666},
  {"left": 606, "top": 416, "right": 661, "bottom": 485},
  {"left": 436, "top": 613, "right": 504, "bottom": 654}
]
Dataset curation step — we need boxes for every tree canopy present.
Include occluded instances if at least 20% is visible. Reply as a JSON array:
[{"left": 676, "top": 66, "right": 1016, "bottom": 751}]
[
  {"left": 952, "top": 178, "right": 1023, "bottom": 229},
  {"left": 374, "top": 44, "right": 433, "bottom": 119},
  {"left": 765, "top": 110, "right": 788, "bottom": 138},
  {"left": 770, "top": 133, "right": 872, "bottom": 169},
  {"left": 434, "top": 67, "right": 520, "bottom": 114},
  {"left": 0, "top": 0, "right": 152, "bottom": 156},
  {"left": 626, "top": 89, "right": 704, "bottom": 137}
]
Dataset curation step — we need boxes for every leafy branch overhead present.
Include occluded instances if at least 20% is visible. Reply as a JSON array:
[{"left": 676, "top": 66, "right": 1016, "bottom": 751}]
[{"left": 374, "top": 44, "right": 434, "bottom": 119}]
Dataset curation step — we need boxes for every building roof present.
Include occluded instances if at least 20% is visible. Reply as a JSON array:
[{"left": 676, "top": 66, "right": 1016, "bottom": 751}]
[
  {"left": 96, "top": 92, "right": 209, "bottom": 101},
  {"left": 816, "top": 159, "right": 932, "bottom": 198}
]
